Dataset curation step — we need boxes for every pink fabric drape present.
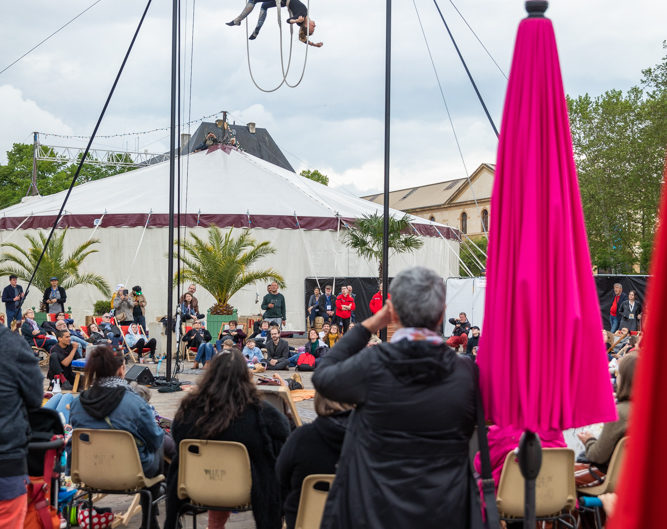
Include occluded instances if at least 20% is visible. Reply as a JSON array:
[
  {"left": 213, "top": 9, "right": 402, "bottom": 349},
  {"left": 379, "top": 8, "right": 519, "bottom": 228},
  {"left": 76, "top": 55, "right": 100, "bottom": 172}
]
[{"left": 476, "top": 16, "right": 616, "bottom": 431}]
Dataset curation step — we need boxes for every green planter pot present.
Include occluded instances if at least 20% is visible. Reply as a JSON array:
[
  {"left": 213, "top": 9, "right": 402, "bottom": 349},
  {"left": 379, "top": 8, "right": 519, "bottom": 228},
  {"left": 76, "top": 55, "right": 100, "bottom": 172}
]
[
  {"left": 34, "top": 311, "right": 47, "bottom": 326},
  {"left": 206, "top": 310, "right": 239, "bottom": 334}
]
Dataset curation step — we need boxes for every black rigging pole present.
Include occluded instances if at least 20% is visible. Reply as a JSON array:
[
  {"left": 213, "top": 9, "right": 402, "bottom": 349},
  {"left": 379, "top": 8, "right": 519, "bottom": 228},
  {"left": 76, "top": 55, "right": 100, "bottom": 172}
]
[{"left": 380, "top": 0, "right": 392, "bottom": 341}]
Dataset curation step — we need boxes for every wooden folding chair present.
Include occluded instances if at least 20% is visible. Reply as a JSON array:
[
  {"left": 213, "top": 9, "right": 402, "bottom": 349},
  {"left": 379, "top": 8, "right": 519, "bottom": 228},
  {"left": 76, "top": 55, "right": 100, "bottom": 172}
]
[{"left": 294, "top": 474, "right": 335, "bottom": 529}]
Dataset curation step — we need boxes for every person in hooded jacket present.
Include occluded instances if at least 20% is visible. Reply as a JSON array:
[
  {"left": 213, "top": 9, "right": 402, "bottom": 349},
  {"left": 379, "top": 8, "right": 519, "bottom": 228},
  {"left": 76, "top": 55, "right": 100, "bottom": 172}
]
[
  {"left": 275, "top": 393, "right": 352, "bottom": 529},
  {"left": 69, "top": 346, "right": 164, "bottom": 529},
  {"left": 312, "top": 266, "right": 481, "bottom": 529}
]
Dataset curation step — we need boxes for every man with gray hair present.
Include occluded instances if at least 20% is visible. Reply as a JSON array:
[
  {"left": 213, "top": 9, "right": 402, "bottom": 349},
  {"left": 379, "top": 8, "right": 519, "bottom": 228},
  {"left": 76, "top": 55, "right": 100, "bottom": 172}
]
[
  {"left": 313, "top": 266, "right": 480, "bottom": 529},
  {"left": 609, "top": 283, "right": 627, "bottom": 333}
]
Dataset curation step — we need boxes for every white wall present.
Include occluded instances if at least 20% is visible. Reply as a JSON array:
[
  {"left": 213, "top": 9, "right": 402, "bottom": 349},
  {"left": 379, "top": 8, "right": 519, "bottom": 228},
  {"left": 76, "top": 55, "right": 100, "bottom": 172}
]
[{"left": 1, "top": 226, "right": 459, "bottom": 330}]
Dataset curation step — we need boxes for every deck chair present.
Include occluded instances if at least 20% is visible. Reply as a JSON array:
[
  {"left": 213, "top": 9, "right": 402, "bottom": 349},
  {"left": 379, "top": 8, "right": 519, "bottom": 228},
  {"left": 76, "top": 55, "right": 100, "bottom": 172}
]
[
  {"left": 71, "top": 429, "right": 165, "bottom": 529},
  {"left": 496, "top": 448, "right": 577, "bottom": 528},
  {"left": 577, "top": 437, "right": 627, "bottom": 528},
  {"left": 177, "top": 440, "right": 252, "bottom": 527},
  {"left": 181, "top": 325, "right": 198, "bottom": 362},
  {"left": 294, "top": 474, "right": 335, "bottom": 529},
  {"left": 120, "top": 324, "right": 154, "bottom": 363}
]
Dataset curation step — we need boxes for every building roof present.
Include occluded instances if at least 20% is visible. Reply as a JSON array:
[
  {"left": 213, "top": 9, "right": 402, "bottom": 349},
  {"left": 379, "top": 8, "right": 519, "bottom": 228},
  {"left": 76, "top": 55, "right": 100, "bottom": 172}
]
[
  {"left": 0, "top": 145, "right": 459, "bottom": 239},
  {"left": 181, "top": 122, "right": 294, "bottom": 172}
]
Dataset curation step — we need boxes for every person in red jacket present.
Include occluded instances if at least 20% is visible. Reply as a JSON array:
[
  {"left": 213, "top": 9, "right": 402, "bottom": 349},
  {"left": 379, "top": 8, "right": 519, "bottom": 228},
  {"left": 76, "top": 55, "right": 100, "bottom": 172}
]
[
  {"left": 335, "top": 286, "right": 355, "bottom": 334},
  {"left": 369, "top": 283, "right": 390, "bottom": 315}
]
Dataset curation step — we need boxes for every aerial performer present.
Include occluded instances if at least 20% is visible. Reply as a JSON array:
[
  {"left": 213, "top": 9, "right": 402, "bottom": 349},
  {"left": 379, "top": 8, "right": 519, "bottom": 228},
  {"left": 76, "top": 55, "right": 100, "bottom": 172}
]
[{"left": 226, "top": 0, "right": 323, "bottom": 47}]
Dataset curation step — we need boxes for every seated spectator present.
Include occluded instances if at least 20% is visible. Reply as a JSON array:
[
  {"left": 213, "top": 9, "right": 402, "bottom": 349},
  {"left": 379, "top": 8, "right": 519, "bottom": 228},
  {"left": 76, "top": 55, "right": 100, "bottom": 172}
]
[
  {"left": 182, "top": 320, "right": 208, "bottom": 350},
  {"left": 125, "top": 323, "right": 158, "bottom": 363},
  {"left": 191, "top": 322, "right": 214, "bottom": 370},
  {"left": 98, "top": 313, "right": 123, "bottom": 348},
  {"left": 446, "top": 312, "right": 471, "bottom": 351},
  {"left": 216, "top": 320, "right": 246, "bottom": 351},
  {"left": 318, "top": 284, "right": 337, "bottom": 324},
  {"left": 86, "top": 323, "right": 112, "bottom": 346},
  {"left": 465, "top": 326, "right": 481, "bottom": 359},
  {"left": 54, "top": 319, "right": 87, "bottom": 356},
  {"left": 164, "top": 350, "right": 290, "bottom": 529},
  {"left": 323, "top": 323, "right": 341, "bottom": 349},
  {"left": 113, "top": 287, "right": 135, "bottom": 325},
  {"left": 70, "top": 346, "right": 164, "bottom": 529},
  {"left": 276, "top": 394, "right": 353, "bottom": 529},
  {"left": 250, "top": 320, "right": 271, "bottom": 347},
  {"left": 193, "top": 131, "right": 221, "bottom": 152},
  {"left": 21, "top": 308, "right": 57, "bottom": 350},
  {"left": 312, "top": 266, "right": 481, "bottom": 528},
  {"left": 575, "top": 353, "right": 637, "bottom": 488},
  {"left": 265, "top": 328, "right": 290, "bottom": 370},
  {"left": 607, "top": 327, "right": 630, "bottom": 361},
  {"left": 47, "top": 329, "right": 81, "bottom": 389},
  {"left": 130, "top": 382, "right": 177, "bottom": 463},
  {"left": 318, "top": 322, "right": 331, "bottom": 340},
  {"left": 179, "top": 292, "right": 200, "bottom": 322},
  {"left": 307, "top": 287, "right": 321, "bottom": 328},
  {"left": 242, "top": 338, "right": 264, "bottom": 365},
  {"left": 294, "top": 328, "right": 327, "bottom": 369}
]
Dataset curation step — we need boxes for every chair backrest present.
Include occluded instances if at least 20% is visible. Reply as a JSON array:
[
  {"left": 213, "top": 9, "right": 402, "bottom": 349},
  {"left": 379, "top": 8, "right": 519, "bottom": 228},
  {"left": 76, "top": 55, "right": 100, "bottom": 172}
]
[
  {"left": 496, "top": 448, "right": 576, "bottom": 518},
  {"left": 80, "top": 325, "right": 89, "bottom": 336},
  {"left": 294, "top": 474, "right": 335, "bottom": 529},
  {"left": 177, "top": 440, "right": 252, "bottom": 509},
  {"left": 71, "top": 429, "right": 148, "bottom": 491},
  {"left": 603, "top": 436, "right": 627, "bottom": 493}
]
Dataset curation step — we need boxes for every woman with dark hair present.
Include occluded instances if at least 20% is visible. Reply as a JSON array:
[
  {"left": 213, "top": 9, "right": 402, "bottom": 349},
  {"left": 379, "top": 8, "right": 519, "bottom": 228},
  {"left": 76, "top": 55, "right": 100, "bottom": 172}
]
[
  {"left": 69, "top": 346, "right": 164, "bottom": 529},
  {"left": 165, "top": 349, "right": 290, "bottom": 529},
  {"left": 575, "top": 353, "right": 637, "bottom": 487},
  {"left": 618, "top": 290, "right": 642, "bottom": 332},
  {"left": 179, "top": 292, "right": 198, "bottom": 322},
  {"left": 276, "top": 393, "right": 352, "bottom": 529}
]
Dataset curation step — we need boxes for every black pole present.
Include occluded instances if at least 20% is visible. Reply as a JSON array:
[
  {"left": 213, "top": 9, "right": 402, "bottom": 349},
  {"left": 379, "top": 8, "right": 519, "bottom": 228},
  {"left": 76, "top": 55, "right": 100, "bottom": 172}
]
[
  {"left": 518, "top": 430, "right": 542, "bottom": 528},
  {"left": 166, "top": 0, "right": 179, "bottom": 381},
  {"left": 380, "top": 0, "right": 391, "bottom": 341}
]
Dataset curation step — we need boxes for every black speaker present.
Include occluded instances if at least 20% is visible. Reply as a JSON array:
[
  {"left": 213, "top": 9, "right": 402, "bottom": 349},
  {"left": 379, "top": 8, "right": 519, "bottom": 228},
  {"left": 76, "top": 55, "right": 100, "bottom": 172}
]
[{"left": 125, "top": 365, "right": 155, "bottom": 385}]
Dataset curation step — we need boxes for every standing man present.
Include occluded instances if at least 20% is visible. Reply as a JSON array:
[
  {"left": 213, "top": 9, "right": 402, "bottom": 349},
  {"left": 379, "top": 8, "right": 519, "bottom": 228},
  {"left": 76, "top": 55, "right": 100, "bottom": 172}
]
[
  {"left": 43, "top": 277, "right": 66, "bottom": 315},
  {"left": 2, "top": 275, "right": 24, "bottom": 326},
  {"left": 261, "top": 281, "right": 286, "bottom": 328},
  {"left": 318, "top": 284, "right": 337, "bottom": 324},
  {"left": 265, "top": 327, "right": 290, "bottom": 370},
  {"left": 0, "top": 325, "right": 43, "bottom": 528},
  {"left": 609, "top": 283, "right": 627, "bottom": 333},
  {"left": 336, "top": 286, "right": 356, "bottom": 334}
]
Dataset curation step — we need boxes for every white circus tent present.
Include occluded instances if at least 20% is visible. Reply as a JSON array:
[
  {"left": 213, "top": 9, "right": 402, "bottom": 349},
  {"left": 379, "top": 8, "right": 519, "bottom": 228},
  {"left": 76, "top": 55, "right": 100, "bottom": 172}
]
[{"left": 0, "top": 145, "right": 461, "bottom": 329}]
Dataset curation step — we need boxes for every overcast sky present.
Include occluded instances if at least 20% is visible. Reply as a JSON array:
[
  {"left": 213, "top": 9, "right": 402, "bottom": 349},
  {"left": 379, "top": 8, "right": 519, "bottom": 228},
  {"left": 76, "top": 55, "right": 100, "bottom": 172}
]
[{"left": 1, "top": 0, "right": 665, "bottom": 196}]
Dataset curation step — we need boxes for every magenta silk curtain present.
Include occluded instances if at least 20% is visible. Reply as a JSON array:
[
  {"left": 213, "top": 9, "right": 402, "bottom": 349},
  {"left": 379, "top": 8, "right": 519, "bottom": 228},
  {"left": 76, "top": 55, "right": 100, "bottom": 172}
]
[{"left": 476, "top": 15, "right": 616, "bottom": 431}]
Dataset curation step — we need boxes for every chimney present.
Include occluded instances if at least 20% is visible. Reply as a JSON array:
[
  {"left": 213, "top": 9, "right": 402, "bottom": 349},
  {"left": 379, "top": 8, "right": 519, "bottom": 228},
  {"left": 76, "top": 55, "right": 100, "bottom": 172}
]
[
  {"left": 247, "top": 122, "right": 256, "bottom": 134},
  {"left": 180, "top": 133, "right": 191, "bottom": 152}
]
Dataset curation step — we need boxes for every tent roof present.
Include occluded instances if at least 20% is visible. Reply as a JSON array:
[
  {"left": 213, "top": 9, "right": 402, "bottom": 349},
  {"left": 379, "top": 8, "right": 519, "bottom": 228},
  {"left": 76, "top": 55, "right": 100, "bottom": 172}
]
[{"left": 0, "top": 146, "right": 459, "bottom": 239}]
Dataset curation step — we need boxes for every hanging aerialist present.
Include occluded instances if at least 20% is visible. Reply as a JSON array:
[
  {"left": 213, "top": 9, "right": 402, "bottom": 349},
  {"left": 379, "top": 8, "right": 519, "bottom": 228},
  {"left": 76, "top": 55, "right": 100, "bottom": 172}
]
[{"left": 226, "top": 0, "right": 323, "bottom": 47}]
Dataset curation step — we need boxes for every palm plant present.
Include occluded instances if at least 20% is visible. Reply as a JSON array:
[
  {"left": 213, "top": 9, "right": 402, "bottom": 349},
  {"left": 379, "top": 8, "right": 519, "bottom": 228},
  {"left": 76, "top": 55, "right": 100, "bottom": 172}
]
[
  {"left": 0, "top": 229, "right": 111, "bottom": 299},
  {"left": 343, "top": 213, "right": 424, "bottom": 287},
  {"left": 178, "top": 226, "right": 285, "bottom": 315}
]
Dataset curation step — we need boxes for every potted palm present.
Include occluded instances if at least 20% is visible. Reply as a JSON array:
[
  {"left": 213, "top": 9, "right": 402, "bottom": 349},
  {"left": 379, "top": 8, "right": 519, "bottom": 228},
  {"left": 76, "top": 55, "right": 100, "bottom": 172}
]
[
  {"left": 178, "top": 226, "right": 285, "bottom": 331},
  {"left": 0, "top": 229, "right": 111, "bottom": 323}
]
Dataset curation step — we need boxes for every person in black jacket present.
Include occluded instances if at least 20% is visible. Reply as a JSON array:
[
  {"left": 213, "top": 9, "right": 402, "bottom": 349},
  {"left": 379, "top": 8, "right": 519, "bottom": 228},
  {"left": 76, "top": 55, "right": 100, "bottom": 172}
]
[
  {"left": 618, "top": 290, "right": 642, "bottom": 332},
  {"left": 276, "top": 394, "right": 352, "bottom": 529},
  {"left": 0, "top": 326, "right": 43, "bottom": 524},
  {"left": 312, "top": 266, "right": 481, "bottom": 529},
  {"left": 165, "top": 350, "right": 290, "bottom": 529},
  {"left": 2, "top": 275, "right": 25, "bottom": 326},
  {"left": 21, "top": 308, "right": 58, "bottom": 350},
  {"left": 318, "top": 284, "right": 336, "bottom": 324},
  {"left": 42, "top": 277, "right": 67, "bottom": 314},
  {"left": 446, "top": 312, "right": 472, "bottom": 351},
  {"left": 265, "top": 327, "right": 290, "bottom": 370},
  {"left": 465, "top": 326, "right": 481, "bottom": 359}
]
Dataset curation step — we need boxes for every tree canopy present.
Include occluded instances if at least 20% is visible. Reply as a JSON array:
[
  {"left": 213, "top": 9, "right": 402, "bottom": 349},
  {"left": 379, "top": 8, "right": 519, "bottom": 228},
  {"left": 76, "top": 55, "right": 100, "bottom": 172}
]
[
  {"left": 568, "top": 46, "right": 667, "bottom": 273},
  {"left": 300, "top": 168, "right": 329, "bottom": 186}
]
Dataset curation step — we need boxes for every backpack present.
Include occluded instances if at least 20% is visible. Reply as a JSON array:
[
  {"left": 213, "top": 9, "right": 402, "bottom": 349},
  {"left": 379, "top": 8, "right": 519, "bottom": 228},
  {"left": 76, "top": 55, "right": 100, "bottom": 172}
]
[{"left": 296, "top": 352, "right": 316, "bottom": 371}]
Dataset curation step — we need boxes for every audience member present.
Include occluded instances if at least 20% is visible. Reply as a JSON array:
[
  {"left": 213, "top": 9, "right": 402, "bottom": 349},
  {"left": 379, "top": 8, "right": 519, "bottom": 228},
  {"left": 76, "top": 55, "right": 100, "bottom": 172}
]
[
  {"left": 346, "top": 284, "right": 356, "bottom": 323},
  {"left": 265, "top": 327, "right": 290, "bottom": 370},
  {"left": 179, "top": 292, "right": 199, "bottom": 322},
  {"left": 276, "top": 394, "right": 353, "bottom": 529},
  {"left": 466, "top": 326, "right": 481, "bottom": 358},
  {"left": 2, "top": 275, "right": 24, "bottom": 326},
  {"left": 43, "top": 277, "right": 67, "bottom": 314},
  {"left": 369, "top": 283, "right": 384, "bottom": 315},
  {"left": 193, "top": 132, "right": 221, "bottom": 152},
  {"left": 216, "top": 320, "right": 246, "bottom": 351},
  {"left": 618, "top": 290, "right": 642, "bottom": 332},
  {"left": 242, "top": 338, "right": 264, "bottom": 365},
  {"left": 307, "top": 287, "right": 321, "bottom": 328},
  {"left": 318, "top": 322, "right": 331, "bottom": 340},
  {"left": 98, "top": 313, "right": 123, "bottom": 348},
  {"left": 21, "top": 308, "right": 57, "bottom": 350},
  {"left": 323, "top": 323, "right": 340, "bottom": 348},
  {"left": 261, "top": 281, "right": 286, "bottom": 328},
  {"left": 125, "top": 323, "right": 158, "bottom": 363},
  {"left": 446, "top": 312, "right": 471, "bottom": 351},
  {"left": 54, "top": 319, "right": 86, "bottom": 356},
  {"left": 70, "top": 346, "right": 164, "bottom": 529},
  {"left": 313, "top": 266, "right": 481, "bottom": 528},
  {"left": 575, "top": 353, "right": 637, "bottom": 488},
  {"left": 182, "top": 320, "right": 208, "bottom": 350},
  {"left": 131, "top": 285, "right": 148, "bottom": 331},
  {"left": 47, "top": 329, "right": 81, "bottom": 389},
  {"left": 191, "top": 322, "right": 214, "bottom": 370},
  {"left": 165, "top": 350, "right": 290, "bottom": 529},
  {"left": 86, "top": 323, "right": 112, "bottom": 346},
  {"left": 318, "top": 284, "right": 336, "bottom": 323},
  {"left": 335, "top": 286, "right": 355, "bottom": 334},
  {"left": 296, "top": 328, "right": 327, "bottom": 370},
  {"left": 608, "top": 283, "right": 627, "bottom": 333},
  {"left": 250, "top": 320, "right": 271, "bottom": 347},
  {"left": 179, "top": 284, "right": 200, "bottom": 314},
  {"left": 0, "top": 325, "right": 43, "bottom": 528},
  {"left": 113, "top": 287, "right": 135, "bottom": 325}
]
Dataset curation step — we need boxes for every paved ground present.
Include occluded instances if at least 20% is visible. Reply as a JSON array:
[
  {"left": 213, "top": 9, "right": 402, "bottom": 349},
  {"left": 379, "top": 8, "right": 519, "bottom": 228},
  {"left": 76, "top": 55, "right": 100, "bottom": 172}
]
[{"left": 53, "top": 340, "right": 316, "bottom": 529}]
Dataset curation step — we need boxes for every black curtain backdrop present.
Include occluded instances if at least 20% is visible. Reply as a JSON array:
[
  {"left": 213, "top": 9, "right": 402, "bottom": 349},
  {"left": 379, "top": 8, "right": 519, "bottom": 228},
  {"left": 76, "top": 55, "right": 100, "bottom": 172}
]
[
  {"left": 595, "top": 275, "right": 648, "bottom": 330},
  {"left": 304, "top": 277, "right": 391, "bottom": 329}
]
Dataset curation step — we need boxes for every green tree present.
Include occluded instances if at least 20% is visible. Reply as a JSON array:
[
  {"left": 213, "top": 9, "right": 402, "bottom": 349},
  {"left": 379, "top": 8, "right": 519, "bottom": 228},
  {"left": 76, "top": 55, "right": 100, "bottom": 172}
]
[
  {"left": 178, "top": 226, "right": 285, "bottom": 315},
  {"left": 0, "top": 229, "right": 111, "bottom": 300},
  {"left": 342, "top": 213, "right": 424, "bottom": 287},
  {"left": 0, "top": 143, "right": 133, "bottom": 210},
  {"left": 300, "top": 169, "right": 329, "bottom": 186},
  {"left": 567, "top": 47, "right": 667, "bottom": 273},
  {"left": 459, "top": 235, "right": 487, "bottom": 276}
]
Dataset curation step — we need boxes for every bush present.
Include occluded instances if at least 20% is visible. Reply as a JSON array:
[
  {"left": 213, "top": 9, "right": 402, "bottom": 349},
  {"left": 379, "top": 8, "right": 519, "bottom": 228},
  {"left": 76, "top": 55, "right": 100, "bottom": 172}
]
[{"left": 93, "top": 300, "right": 111, "bottom": 315}]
